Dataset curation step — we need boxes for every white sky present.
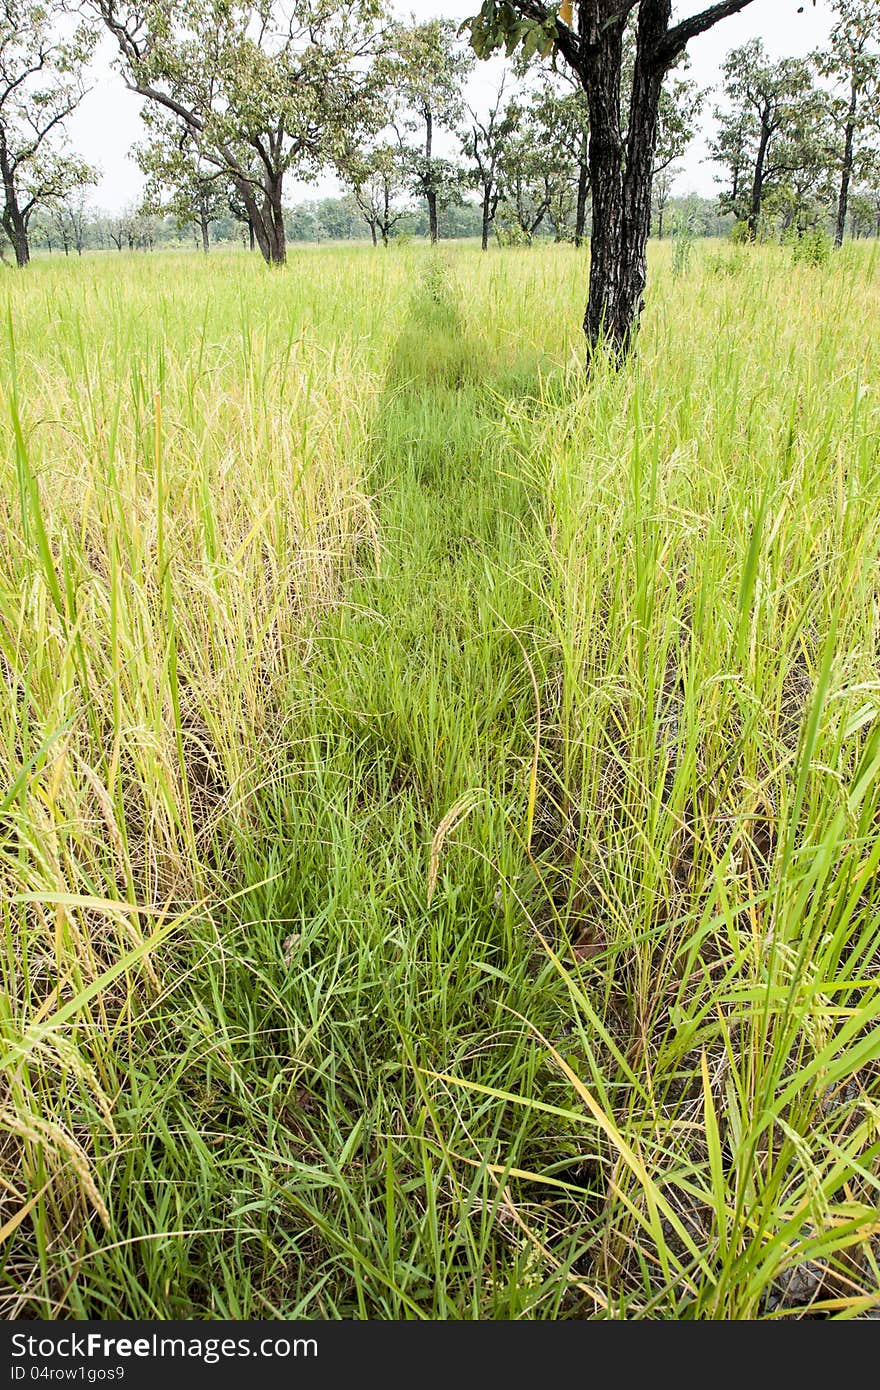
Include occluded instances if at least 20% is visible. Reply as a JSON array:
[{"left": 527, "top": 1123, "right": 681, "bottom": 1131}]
[{"left": 65, "top": 0, "right": 834, "bottom": 213}]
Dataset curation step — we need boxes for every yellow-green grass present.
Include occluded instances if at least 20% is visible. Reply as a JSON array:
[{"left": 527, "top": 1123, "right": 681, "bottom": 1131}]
[{"left": 1, "top": 238, "right": 879, "bottom": 1318}]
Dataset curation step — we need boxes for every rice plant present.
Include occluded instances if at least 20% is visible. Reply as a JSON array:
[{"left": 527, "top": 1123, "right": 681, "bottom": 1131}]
[{"left": 1, "top": 239, "right": 879, "bottom": 1319}]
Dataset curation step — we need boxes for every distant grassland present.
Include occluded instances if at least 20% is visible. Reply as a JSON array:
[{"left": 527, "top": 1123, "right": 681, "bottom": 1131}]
[{"left": 2, "top": 239, "right": 880, "bottom": 1318}]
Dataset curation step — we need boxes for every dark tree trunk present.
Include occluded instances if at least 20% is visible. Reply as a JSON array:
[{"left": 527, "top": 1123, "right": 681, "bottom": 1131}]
[
  {"left": 574, "top": 137, "right": 589, "bottom": 248},
  {"left": 425, "top": 107, "right": 438, "bottom": 244},
  {"left": 1, "top": 168, "right": 29, "bottom": 267},
  {"left": 657, "top": 207, "right": 664, "bottom": 239},
  {"left": 542, "top": 0, "right": 760, "bottom": 356},
  {"left": 481, "top": 183, "right": 492, "bottom": 251},
  {"left": 248, "top": 219, "right": 255, "bottom": 251},
  {"left": 381, "top": 184, "right": 390, "bottom": 245},
  {"left": 748, "top": 116, "right": 772, "bottom": 239},
  {"left": 582, "top": 18, "right": 626, "bottom": 347},
  {"left": 582, "top": 1, "right": 666, "bottom": 353},
  {"left": 11, "top": 224, "right": 29, "bottom": 266},
  {"left": 370, "top": 222, "right": 377, "bottom": 246},
  {"left": 200, "top": 214, "right": 210, "bottom": 253},
  {"left": 235, "top": 175, "right": 286, "bottom": 265},
  {"left": 614, "top": 0, "right": 668, "bottom": 345},
  {"left": 835, "top": 79, "right": 858, "bottom": 250},
  {"left": 266, "top": 181, "right": 286, "bottom": 265}
]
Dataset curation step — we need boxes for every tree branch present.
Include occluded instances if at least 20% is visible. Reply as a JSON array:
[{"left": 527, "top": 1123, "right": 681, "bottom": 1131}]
[{"left": 655, "top": 0, "right": 759, "bottom": 69}]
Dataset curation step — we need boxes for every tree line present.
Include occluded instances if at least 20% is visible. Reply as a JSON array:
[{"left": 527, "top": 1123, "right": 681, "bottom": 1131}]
[{"left": 2, "top": 2, "right": 879, "bottom": 351}]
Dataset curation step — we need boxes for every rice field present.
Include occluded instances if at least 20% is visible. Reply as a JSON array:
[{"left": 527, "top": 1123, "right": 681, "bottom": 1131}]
[{"left": 2, "top": 238, "right": 880, "bottom": 1318}]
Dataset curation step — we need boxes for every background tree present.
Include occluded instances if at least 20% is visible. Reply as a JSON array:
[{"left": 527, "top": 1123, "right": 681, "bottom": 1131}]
[
  {"left": 495, "top": 113, "right": 575, "bottom": 243},
  {"left": 466, "top": 0, "right": 782, "bottom": 355},
  {"left": 343, "top": 141, "right": 408, "bottom": 245},
  {"left": 815, "top": 0, "right": 880, "bottom": 248},
  {"left": 136, "top": 121, "right": 228, "bottom": 252},
  {"left": 762, "top": 89, "right": 835, "bottom": 233},
  {"left": 712, "top": 40, "right": 819, "bottom": 236},
  {"left": 463, "top": 78, "right": 519, "bottom": 250},
  {"left": 651, "top": 161, "right": 677, "bottom": 236},
  {"left": 856, "top": 149, "right": 880, "bottom": 237},
  {"left": 95, "top": 0, "right": 388, "bottom": 266},
  {"left": 527, "top": 76, "right": 591, "bottom": 245},
  {"left": 49, "top": 187, "right": 91, "bottom": 254},
  {"left": 654, "top": 68, "right": 705, "bottom": 175},
  {"left": 393, "top": 19, "right": 473, "bottom": 244},
  {"left": 847, "top": 189, "right": 875, "bottom": 238},
  {"left": 0, "top": 0, "right": 97, "bottom": 266},
  {"left": 106, "top": 211, "right": 128, "bottom": 251},
  {"left": 517, "top": 61, "right": 592, "bottom": 246}
]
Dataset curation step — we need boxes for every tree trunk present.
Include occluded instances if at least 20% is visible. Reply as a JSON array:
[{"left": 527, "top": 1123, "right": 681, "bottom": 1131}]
[
  {"left": 582, "top": 2, "right": 667, "bottom": 353},
  {"left": 582, "top": 19, "right": 626, "bottom": 347},
  {"left": 561, "top": 0, "right": 760, "bottom": 356},
  {"left": 1, "top": 180, "right": 29, "bottom": 267},
  {"left": 481, "top": 184, "right": 492, "bottom": 251},
  {"left": 11, "top": 224, "right": 29, "bottom": 266},
  {"left": 200, "top": 214, "right": 210, "bottom": 253},
  {"left": 425, "top": 107, "right": 438, "bottom": 244},
  {"left": 748, "top": 116, "right": 771, "bottom": 239},
  {"left": 370, "top": 222, "right": 377, "bottom": 246},
  {"left": 657, "top": 207, "right": 664, "bottom": 239},
  {"left": 235, "top": 176, "right": 285, "bottom": 265},
  {"left": 614, "top": 0, "right": 668, "bottom": 346},
  {"left": 267, "top": 181, "right": 286, "bottom": 265},
  {"left": 574, "top": 139, "right": 589, "bottom": 248},
  {"left": 835, "top": 79, "right": 858, "bottom": 250}
]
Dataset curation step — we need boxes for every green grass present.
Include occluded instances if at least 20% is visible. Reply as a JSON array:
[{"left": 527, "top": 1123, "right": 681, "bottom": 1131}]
[{"left": 2, "top": 237, "right": 880, "bottom": 1319}]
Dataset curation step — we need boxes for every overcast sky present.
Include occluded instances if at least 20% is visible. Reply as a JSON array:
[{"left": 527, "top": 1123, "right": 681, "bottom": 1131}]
[{"left": 66, "top": 1, "right": 834, "bottom": 214}]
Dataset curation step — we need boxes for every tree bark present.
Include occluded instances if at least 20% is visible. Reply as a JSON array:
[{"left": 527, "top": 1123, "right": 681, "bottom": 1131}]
[
  {"left": 481, "top": 183, "right": 492, "bottom": 250},
  {"left": 234, "top": 175, "right": 286, "bottom": 265},
  {"left": 266, "top": 180, "right": 286, "bottom": 264},
  {"left": 582, "top": 18, "right": 627, "bottom": 347},
  {"left": 748, "top": 114, "right": 771, "bottom": 238},
  {"left": 0, "top": 152, "right": 29, "bottom": 267},
  {"left": 5, "top": 207, "right": 30, "bottom": 266},
  {"left": 200, "top": 213, "right": 210, "bottom": 253},
  {"left": 425, "top": 107, "right": 438, "bottom": 244},
  {"left": 835, "top": 78, "right": 858, "bottom": 250},
  {"left": 615, "top": 0, "right": 669, "bottom": 344},
  {"left": 574, "top": 135, "right": 589, "bottom": 248}
]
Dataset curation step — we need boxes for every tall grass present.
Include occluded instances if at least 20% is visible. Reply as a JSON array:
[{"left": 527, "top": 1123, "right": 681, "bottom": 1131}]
[{"left": 1, "top": 239, "right": 879, "bottom": 1318}]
